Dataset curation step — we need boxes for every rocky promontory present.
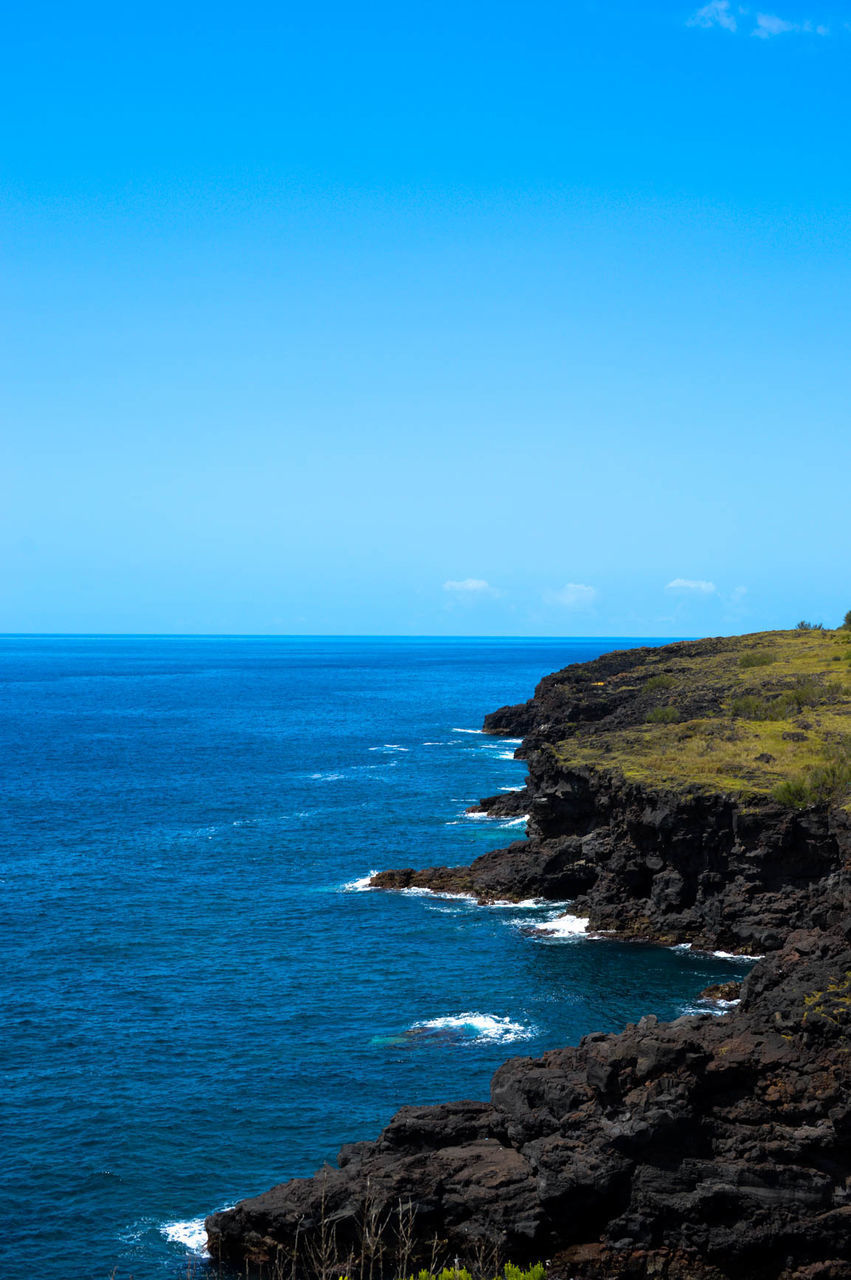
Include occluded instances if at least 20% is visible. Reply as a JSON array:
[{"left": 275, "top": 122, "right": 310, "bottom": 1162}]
[{"left": 207, "top": 629, "right": 851, "bottom": 1278}]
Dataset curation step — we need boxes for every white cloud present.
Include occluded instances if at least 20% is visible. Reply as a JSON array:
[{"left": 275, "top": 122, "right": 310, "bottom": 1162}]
[
  {"left": 731, "top": 585, "right": 748, "bottom": 603},
  {"left": 689, "top": 4, "right": 830, "bottom": 37},
  {"left": 544, "top": 583, "right": 598, "bottom": 610},
  {"left": 753, "top": 11, "right": 801, "bottom": 35},
  {"left": 666, "top": 578, "right": 718, "bottom": 594},
  {"left": 752, "top": 12, "right": 828, "bottom": 35},
  {"left": 443, "top": 578, "right": 497, "bottom": 595},
  {"left": 689, "top": 0, "right": 738, "bottom": 31}
]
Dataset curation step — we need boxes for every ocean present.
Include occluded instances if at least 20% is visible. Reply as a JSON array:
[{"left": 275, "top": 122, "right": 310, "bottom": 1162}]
[{"left": 0, "top": 636, "right": 755, "bottom": 1279}]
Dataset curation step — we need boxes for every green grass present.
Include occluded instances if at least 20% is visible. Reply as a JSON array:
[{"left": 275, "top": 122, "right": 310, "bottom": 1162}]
[
  {"left": 739, "top": 651, "right": 774, "bottom": 668},
  {"left": 549, "top": 628, "right": 851, "bottom": 810},
  {"left": 404, "top": 1267, "right": 545, "bottom": 1280},
  {"left": 730, "top": 677, "right": 846, "bottom": 721},
  {"left": 645, "top": 705, "right": 680, "bottom": 724},
  {"left": 644, "top": 674, "right": 677, "bottom": 691},
  {"left": 772, "top": 749, "right": 851, "bottom": 808}
]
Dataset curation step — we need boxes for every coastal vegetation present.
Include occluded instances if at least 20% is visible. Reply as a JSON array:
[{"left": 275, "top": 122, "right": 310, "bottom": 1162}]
[
  {"left": 547, "top": 623, "right": 851, "bottom": 809},
  {"left": 206, "top": 1193, "right": 547, "bottom": 1280},
  {"left": 232, "top": 1261, "right": 547, "bottom": 1280}
]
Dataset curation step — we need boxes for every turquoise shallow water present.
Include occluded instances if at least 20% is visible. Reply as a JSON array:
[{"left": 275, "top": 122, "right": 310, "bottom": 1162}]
[{"left": 0, "top": 636, "right": 754, "bottom": 1278}]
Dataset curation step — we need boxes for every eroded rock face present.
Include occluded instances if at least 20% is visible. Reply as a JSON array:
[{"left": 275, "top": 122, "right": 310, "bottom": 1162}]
[
  {"left": 206, "top": 929, "right": 851, "bottom": 1278},
  {"left": 372, "top": 762, "right": 851, "bottom": 953}
]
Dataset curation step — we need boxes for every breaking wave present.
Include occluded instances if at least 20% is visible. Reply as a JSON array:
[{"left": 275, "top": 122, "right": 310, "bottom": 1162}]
[
  {"left": 408, "top": 1012, "right": 534, "bottom": 1044},
  {"left": 341, "top": 871, "right": 378, "bottom": 891},
  {"left": 160, "top": 1218, "right": 208, "bottom": 1254},
  {"left": 531, "top": 912, "right": 590, "bottom": 939}
]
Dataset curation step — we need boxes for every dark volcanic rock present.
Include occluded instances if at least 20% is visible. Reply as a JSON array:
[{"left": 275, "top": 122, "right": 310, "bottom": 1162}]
[
  {"left": 370, "top": 835, "right": 596, "bottom": 904},
  {"left": 699, "top": 980, "right": 742, "bottom": 1003},
  {"left": 372, "top": 762, "right": 851, "bottom": 952},
  {"left": 206, "top": 929, "right": 851, "bottom": 1279},
  {"left": 467, "top": 788, "right": 532, "bottom": 819}
]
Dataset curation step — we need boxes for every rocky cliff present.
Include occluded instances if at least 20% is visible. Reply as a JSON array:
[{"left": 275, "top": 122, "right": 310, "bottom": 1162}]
[{"left": 207, "top": 630, "right": 851, "bottom": 1279}]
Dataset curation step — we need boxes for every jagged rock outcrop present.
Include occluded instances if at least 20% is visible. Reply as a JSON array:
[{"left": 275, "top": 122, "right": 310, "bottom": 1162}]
[
  {"left": 375, "top": 763, "right": 851, "bottom": 953},
  {"left": 207, "top": 928, "right": 851, "bottom": 1278},
  {"left": 466, "top": 788, "right": 532, "bottom": 819}
]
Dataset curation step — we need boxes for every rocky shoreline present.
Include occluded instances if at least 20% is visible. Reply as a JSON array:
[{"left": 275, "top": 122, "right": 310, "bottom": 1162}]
[{"left": 207, "top": 634, "right": 851, "bottom": 1279}]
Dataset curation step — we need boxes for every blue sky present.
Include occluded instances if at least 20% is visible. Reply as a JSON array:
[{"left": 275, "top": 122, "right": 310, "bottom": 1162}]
[{"left": 2, "top": 0, "right": 849, "bottom": 635}]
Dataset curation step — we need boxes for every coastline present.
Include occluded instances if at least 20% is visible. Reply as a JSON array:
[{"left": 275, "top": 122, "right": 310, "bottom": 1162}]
[{"left": 207, "top": 631, "right": 851, "bottom": 1279}]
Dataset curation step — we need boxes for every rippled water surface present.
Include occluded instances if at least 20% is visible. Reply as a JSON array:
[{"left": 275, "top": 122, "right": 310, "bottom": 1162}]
[{"left": 0, "top": 636, "right": 754, "bottom": 1278}]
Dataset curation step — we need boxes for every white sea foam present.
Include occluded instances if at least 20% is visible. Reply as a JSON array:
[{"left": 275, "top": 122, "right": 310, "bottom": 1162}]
[
  {"left": 402, "top": 886, "right": 479, "bottom": 903},
  {"left": 342, "top": 870, "right": 379, "bottom": 892},
  {"left": 310, "top": 771, "right": 345, "bottom": 781},
  {"left": 161, "top": 1218, "right": 209, "bottom": 1254},
  {"left": 449, "top": 806, "right": 522, "bottom": 824},
  {"left": 399, "top": 885, "right": 546, "bottom": 911},
  {"left": 452, "top": 727, "right": 484, "bottom": 734},
  {"left": 483, "top": 897, "right": 544, "bottom": 909},
  {"left": 682, "top": 995, "right": 742, "bottom": 1018},
  {"left": 533, "top": 912, "right": 590, "bottom": 939},
  {"left": 681, "top": 1002, "right": 726, "bottom": 1018},
  {"left": 410, "top": 1012, "right": 533, "bottom": 1044},
  {"left": 670, "top": 942, "right": 762, "bottom": 961},
  {"left": 500, "top": 785, "right": 524, "bottom": 792},
  {"left": 498, "top": 750, "right": 519, "bottom": 759},
  {"left": 368, "top": 744, "right": 409, "bottom": 752}
]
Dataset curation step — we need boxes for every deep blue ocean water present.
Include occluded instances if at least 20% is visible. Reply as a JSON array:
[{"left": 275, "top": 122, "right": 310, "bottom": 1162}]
[{"left": 0, "top": 636, "right": 755, "bottom": 1279}]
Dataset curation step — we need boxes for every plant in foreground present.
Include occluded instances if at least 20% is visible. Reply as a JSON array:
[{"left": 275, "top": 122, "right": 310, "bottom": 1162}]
[{"left": 772, "top": 741, "right": 851, "bottom": 809}]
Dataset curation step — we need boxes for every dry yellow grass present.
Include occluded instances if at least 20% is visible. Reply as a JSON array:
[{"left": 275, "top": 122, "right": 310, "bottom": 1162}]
[{"left": 552, "top": 628, "right": 851, "bottom": 806}]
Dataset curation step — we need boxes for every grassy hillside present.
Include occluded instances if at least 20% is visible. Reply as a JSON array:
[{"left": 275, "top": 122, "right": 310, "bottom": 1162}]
[{"left": 546, "top": 627, "right": 851, "bottom": 808}]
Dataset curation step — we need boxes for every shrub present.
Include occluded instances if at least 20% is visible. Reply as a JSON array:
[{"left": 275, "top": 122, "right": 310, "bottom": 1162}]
[
  {"left": 405, "top": 1268, "right": 545, "bottom": 1280},
  {"left": 791, "top": 676, "right": 837, "bottom": 706},
  {"left": 644, "top": 674, "right": 676, "bottom": 692},
  {"left": 796, "top": 620, "right": 825, "bottom": 631},
  {"left": 645, "top": 706, "right": 680, "bottom": 724},
  {"left": 843, "top": 610, "right": 851, "bottom": 631},
  {"left": 773, "top": 739, "right": 851, "bottom": 809},
  {"left": 773, "top": 759, "right": 851, "bottom": 809},
  {"left": 739, "top": 651, "right": 773, "bottom": 669},
  {"left": 503, "top": 1267, "right": 545, "bottom": 1280},
  {"left": 773, "top": 778, "right": 812, "bottom": 807},
  {"left": 731, "top": 694, "right": 792, "bottom": 721},
  {"left": 731, "top": 677, "right": 844, "bottom": 721}
]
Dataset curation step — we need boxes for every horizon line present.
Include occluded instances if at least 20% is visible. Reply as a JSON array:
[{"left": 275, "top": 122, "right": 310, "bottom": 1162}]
[{"left": 0, "top": 631, "right": 699, "bottom": 640}]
